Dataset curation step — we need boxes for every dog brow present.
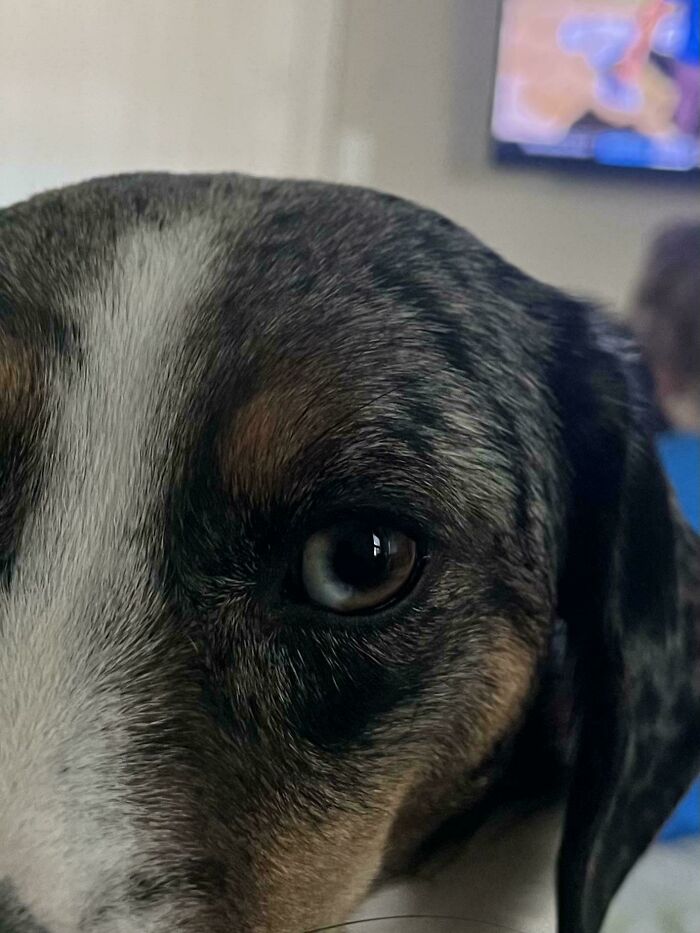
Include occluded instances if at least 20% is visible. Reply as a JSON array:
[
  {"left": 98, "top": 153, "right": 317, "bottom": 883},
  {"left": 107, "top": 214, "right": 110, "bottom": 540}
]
[
  {"left": 0, "top": 337, "right": 38, "bottom": 422},
  {"left": 223, "top": 374, "right": 343, "bottom": 500}
]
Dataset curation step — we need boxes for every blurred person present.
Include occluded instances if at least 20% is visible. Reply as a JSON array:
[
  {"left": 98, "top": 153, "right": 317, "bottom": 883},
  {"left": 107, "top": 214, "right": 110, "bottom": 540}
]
[
  {"left": 630, "top": 220, "right": 700, "bottom": 844},
  {"left": 630, "top": 220, "right": 700, "bottom": 434}
]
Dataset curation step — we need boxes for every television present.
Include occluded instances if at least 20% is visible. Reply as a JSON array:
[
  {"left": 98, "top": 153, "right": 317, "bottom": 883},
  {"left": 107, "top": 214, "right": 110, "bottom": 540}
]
[{"left": 491, "top": 0, "right": 700, "bottom": 172}]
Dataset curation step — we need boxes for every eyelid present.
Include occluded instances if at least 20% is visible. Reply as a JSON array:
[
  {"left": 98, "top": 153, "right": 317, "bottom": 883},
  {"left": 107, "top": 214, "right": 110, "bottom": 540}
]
[{"left": 293, "top": 502, "right": 433, "bottom": 549}]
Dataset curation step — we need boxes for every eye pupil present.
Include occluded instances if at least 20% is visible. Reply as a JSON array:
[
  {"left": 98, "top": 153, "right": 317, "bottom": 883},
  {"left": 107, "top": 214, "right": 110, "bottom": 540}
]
[
  {"left": 330, "top": 528, "right": 390, "bottom": 591},
  {"left": 301, "top": 520, "right": 419, "bottom": 615}
]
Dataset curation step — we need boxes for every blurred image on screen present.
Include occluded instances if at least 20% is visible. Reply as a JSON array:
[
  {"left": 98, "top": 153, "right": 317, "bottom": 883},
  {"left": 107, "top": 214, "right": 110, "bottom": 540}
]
[{"left": 491, "top": 0, "right": 700, "bottom": 171}]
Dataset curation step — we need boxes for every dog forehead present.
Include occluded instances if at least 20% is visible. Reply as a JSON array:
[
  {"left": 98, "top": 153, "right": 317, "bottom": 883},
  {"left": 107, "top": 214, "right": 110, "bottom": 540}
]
[
  {"left": 0, "top": 173, "right": 545, "bottom": 539},
  {"left": 0, "top": 172, "right": 487, "bottom": 374},
  {"left": 0, "top": 177, "right": 384, "bottom": 350}
]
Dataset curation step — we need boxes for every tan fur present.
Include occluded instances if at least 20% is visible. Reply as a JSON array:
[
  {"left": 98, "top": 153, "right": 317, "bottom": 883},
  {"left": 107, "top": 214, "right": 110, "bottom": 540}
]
[
  {"left": 382, "top": 626, "right": 538, "bottom": 873},
  {"left": 223, "top": 367, "right": 345, "bottom": 499},
  {"left": 0, "top": 340, "right": 36, "bottom": 420},
  {"left": 479, "top": 628, "right": 538, "bottom": 749},
  {"left": 254, "top": 792, "right": 411, "bottom": 932}
]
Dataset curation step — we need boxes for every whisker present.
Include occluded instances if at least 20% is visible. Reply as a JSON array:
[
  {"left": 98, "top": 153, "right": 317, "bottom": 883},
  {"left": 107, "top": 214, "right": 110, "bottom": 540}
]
[{"left": 301, "top": 913, "right": 530, "bottom": 933}]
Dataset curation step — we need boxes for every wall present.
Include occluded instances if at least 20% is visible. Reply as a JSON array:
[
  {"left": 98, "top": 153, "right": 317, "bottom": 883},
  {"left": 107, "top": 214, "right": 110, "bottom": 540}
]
[
  {"left": 326, "top": 0, "right": 700, "bottom": 310},
  {"left": 0, "top": 0, "right": 341, "bottom": 202},
  {"left": 1, "top": 0, "right": 698, "bottom": 310}
]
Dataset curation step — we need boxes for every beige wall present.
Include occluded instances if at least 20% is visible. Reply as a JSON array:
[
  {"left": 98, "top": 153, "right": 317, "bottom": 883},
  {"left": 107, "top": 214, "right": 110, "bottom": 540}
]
[
  {"left": 0, "top": 0, "right": 341, "bottom": 201},
  {"left": 1, "top": 0, "right": 698, "bottom": 310}
]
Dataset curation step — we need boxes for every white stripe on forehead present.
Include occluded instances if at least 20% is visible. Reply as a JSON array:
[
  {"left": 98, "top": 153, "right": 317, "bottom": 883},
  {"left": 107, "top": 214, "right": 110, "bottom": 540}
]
[
  {"left": 0, "top": 217, "right": 221, "bottom": 933},
  {"left": 23, "top": 216, "right": 219, "bottom": 591}
]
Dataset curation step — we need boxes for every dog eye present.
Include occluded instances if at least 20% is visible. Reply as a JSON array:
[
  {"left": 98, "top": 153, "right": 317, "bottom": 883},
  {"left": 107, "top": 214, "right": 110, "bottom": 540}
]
[{"left": 300, "top": 521, "right": 418, "bottom": 614}]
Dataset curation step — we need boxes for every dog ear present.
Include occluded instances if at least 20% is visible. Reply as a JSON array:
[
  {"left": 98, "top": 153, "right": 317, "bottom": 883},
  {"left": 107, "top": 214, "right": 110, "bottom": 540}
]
[{"left": 545, "top": 301, "right": 700, "bottom": 933}]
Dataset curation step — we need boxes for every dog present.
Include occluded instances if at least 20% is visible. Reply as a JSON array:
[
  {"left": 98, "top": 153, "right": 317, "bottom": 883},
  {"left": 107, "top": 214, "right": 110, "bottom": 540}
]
[{"left": 0, "top": 172, "right": 698, "bottom": 933}]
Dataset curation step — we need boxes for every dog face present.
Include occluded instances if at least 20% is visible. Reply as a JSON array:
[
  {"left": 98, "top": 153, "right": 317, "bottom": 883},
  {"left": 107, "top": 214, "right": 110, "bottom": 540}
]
[{"left": 0, "top": 174, "right": 697, "bottom": 933}]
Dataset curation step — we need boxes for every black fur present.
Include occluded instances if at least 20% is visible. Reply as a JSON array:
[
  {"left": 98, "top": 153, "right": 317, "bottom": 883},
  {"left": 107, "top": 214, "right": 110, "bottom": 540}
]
[{"left": 0, "top": 173, "right": 697, "bottom": 933}]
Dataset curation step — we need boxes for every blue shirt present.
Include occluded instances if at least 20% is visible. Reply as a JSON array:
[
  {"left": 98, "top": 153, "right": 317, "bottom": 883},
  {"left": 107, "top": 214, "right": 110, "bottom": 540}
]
[
  {"left": 657, "top": 432, "right": 699, "bottom": 841},
  {"left": 657, "top": 432, "right": 700, "bottom": 532}
]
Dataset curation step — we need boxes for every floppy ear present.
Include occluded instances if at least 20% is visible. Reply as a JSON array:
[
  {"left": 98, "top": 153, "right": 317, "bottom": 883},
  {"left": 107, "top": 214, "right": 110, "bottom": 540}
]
[{"left": 549, "top": 304, "right": 700, "bottom": 933}]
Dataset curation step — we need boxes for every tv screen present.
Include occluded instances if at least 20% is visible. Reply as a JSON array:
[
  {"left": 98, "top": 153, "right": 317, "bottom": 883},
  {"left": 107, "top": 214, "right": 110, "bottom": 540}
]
[{"left": 491, "top": 0, "right": 700, "bottom": 172}]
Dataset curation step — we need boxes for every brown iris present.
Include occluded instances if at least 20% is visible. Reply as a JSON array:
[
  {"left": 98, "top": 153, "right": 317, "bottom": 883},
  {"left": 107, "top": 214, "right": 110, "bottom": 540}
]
[{"left": 301, "top": 520, "right": 418, "bottom": 614}]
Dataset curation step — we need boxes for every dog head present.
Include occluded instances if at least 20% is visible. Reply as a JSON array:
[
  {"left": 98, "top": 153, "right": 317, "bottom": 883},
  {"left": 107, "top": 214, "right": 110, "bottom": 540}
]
[{"left": 0, "top": 174, "right": 697, "bottom": 933}]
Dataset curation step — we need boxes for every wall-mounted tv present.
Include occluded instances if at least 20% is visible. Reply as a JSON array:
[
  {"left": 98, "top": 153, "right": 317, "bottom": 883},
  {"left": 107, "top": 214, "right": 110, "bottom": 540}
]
[{"left": 491, "top": 0, "right": 699, "bottom": 172}]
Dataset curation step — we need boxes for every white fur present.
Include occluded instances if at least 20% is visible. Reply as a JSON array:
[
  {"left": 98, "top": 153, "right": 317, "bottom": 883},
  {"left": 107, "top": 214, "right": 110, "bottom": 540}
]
[{"left": 0, "top": 219, "right": 218, "bottom": 932}]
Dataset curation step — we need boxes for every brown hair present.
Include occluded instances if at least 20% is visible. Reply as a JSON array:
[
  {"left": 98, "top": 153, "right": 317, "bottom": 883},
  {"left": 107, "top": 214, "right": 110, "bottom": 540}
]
[{"left": 630, "top": 221, "right": 700, "bottom": 395}]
